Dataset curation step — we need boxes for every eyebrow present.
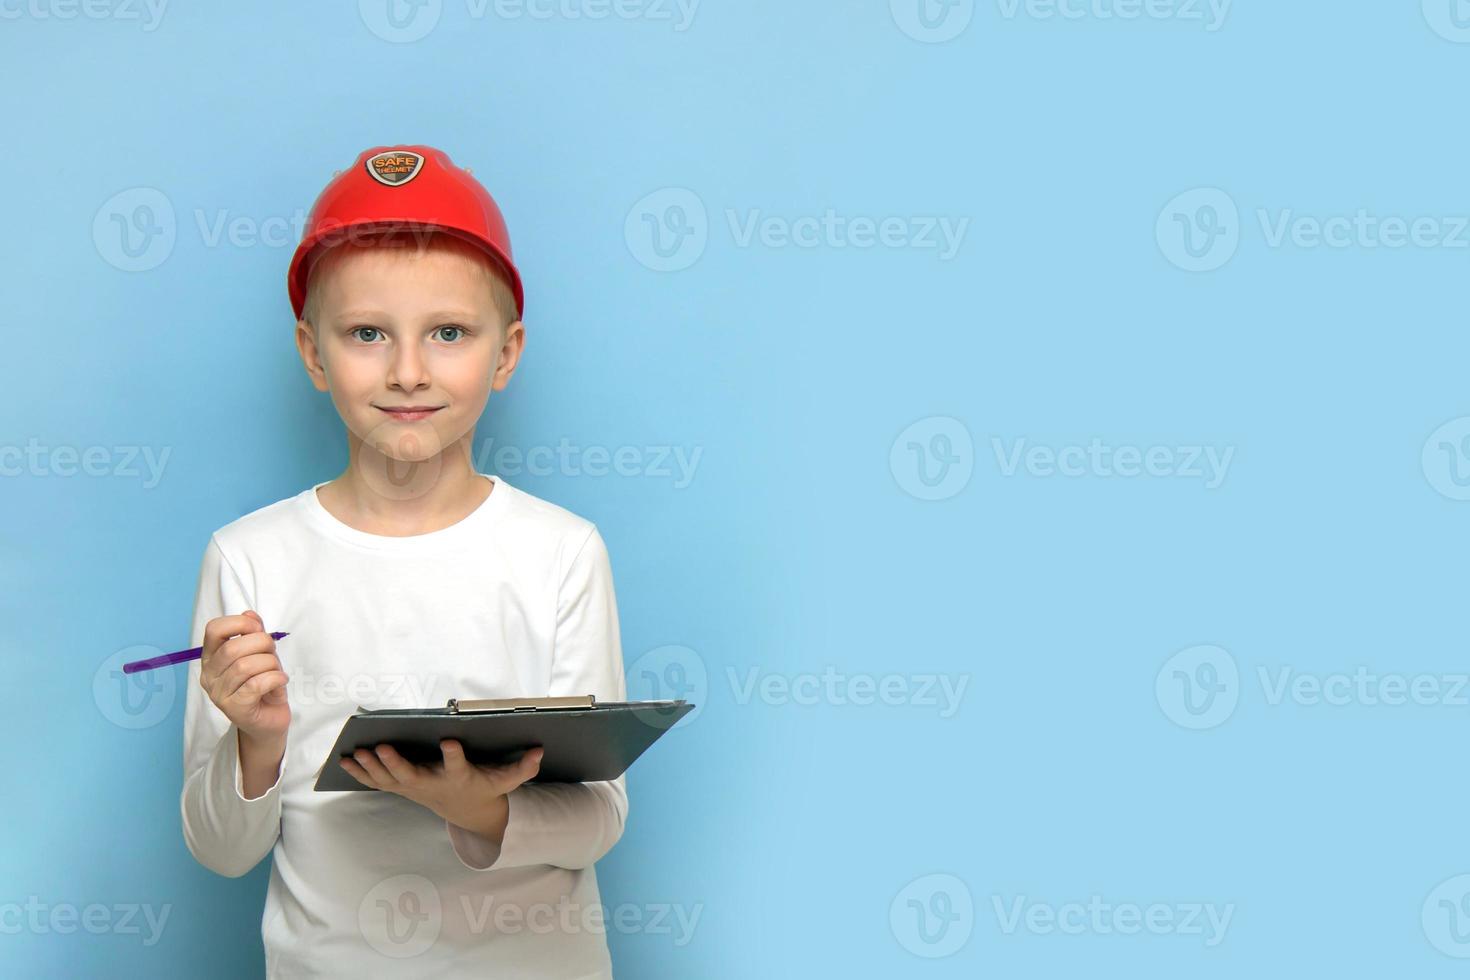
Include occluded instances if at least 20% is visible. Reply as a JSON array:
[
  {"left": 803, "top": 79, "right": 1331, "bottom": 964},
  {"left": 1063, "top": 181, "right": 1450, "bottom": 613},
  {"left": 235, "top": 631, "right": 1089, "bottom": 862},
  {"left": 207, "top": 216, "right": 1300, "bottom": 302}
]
[{"left": 331, "top": 310, "right": 485, "bottom": 324}]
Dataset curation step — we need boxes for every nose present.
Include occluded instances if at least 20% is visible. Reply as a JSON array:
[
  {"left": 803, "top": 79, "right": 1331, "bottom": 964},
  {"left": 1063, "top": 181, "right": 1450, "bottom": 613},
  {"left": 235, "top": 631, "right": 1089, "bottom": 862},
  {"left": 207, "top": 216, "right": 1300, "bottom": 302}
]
[{"left": 386, "top": 336, "right": 431, "bottom": 392}]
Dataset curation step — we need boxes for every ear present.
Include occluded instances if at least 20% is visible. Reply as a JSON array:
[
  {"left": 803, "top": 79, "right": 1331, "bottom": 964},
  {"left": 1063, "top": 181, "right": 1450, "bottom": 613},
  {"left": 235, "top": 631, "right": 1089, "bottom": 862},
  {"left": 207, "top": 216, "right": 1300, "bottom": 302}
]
[
  {"left": 295, "top": 319, "right": 330, "bottom": 392},
  {"left": 490, "top": 319, "right": 525, "bottom": 393}
]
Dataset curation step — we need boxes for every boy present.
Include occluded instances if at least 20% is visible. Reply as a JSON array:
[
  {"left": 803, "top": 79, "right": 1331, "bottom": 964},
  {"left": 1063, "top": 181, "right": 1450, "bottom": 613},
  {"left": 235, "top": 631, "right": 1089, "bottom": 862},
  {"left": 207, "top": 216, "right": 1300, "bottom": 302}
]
[{"left": 180, "top": 145, "right": 628, "bottom": 978}]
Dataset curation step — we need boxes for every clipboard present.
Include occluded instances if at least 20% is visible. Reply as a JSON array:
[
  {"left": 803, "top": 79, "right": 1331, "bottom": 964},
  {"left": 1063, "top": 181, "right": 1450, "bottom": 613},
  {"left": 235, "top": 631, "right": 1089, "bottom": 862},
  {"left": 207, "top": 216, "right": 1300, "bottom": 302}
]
[{"left": 312, "top": 694, "right": 693, "bottom": 792}]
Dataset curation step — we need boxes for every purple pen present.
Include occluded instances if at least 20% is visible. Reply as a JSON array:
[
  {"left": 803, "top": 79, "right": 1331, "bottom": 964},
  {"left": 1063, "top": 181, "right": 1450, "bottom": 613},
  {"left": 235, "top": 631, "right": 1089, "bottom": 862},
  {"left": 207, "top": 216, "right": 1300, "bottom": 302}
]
[{"left": 122, "top": 632, "right": 291, "bottom": 673}]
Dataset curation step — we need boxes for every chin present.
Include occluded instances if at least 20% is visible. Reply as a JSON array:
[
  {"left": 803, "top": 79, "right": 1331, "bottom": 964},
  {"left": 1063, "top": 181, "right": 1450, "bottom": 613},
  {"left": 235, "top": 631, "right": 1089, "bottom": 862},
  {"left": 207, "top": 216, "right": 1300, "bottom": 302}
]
[{"left": 354, "top": 414, "right": 455, "bottom": 465}]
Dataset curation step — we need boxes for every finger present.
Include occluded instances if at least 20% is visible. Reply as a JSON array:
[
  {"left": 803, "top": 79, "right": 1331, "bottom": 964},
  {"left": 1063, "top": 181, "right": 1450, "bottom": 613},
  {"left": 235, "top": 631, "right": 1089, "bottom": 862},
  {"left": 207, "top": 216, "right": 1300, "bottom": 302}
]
[
  {"left": 203, "top": 612, "right": 262, "bottom": 648},
  {"left": 242, "top": 610, "right": 265, "bottom": 639},
  {"left": 440, "top": 739, "right": 468, "bottom": 773},
  {"left": 202, "top": 613, "right": 270, "bottom": 668},
  {"left": 353, "top": 746, "right": 395, "bottom": 784},
  {"left": 211, "top": 657, "right": 282, "bottom": 705},
  {"left": 217, "top": 652, "right": 285, "bottom": 699},
  {"left": 479, "top": 747, "right": 544, "bottom": 793},
  {"left": 225, "top": 671, "right": 289, "bottom": 708},
  {"left": 339, "top": 757, "right": 376, "bottom": 787},
  {"left": 481, "top": 747, "right": 542, "bottom": 778},
  {"left": 205, "top": 632, "right": 280, "bottom": 685},
  {"left": 373, "top": 744, "right": 418, "bottom": 784}
]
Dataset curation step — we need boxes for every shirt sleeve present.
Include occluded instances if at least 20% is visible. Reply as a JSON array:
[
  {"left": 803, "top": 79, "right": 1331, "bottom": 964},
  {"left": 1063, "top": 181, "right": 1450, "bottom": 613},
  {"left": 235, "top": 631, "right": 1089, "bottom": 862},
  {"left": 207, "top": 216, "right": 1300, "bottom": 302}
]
[
  {"left": 179, "top": 534, "right": 287, "bottom": 878},
  {"left": 447, "top": 525, "right": 630, "bottom": 872}
]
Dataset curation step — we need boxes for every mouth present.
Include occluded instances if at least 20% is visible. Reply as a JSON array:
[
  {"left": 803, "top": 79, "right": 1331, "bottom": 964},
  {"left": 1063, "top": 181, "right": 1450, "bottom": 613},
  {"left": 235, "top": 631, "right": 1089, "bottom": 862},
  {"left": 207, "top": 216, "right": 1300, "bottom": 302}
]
[{"left": 375, "top": 406, "right": 444, "bottom": 422}]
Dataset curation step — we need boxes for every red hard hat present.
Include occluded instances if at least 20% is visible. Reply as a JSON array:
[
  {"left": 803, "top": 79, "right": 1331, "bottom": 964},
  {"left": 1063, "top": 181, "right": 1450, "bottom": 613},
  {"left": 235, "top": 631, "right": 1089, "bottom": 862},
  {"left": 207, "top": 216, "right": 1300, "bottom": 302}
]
[{"left": 286, "top": 145, "right": 524, "bottom": 320}]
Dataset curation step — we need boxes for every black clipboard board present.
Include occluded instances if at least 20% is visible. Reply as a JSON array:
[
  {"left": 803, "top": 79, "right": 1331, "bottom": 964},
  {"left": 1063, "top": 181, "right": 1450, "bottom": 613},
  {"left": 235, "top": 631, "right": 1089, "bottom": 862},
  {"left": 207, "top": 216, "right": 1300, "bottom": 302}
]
[{"left": 312, "top": 695, "right": 693, "bottom": 792}]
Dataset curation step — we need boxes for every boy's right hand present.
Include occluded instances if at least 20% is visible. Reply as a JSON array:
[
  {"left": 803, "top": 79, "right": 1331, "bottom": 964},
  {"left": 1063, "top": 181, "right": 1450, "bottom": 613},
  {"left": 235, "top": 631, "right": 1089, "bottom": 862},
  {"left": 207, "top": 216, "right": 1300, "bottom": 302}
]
[{"left": 200, "top": 610, "right": 290, "bottom": 743}]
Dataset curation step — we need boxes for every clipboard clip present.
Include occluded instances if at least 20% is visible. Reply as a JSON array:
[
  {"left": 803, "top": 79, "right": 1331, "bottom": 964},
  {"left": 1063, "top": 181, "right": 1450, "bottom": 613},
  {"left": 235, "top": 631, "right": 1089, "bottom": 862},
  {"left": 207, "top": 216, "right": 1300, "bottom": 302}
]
[{"left": 445, "top": 694, "right": 597, "bottom": 714}]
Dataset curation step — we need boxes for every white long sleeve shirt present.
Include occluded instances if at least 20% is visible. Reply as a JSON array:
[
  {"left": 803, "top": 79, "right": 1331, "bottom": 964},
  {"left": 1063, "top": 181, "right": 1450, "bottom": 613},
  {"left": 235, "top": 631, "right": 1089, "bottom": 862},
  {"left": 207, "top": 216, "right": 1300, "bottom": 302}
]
[{"left": 180, "top": 473, "right": 628, "bottom": 978}]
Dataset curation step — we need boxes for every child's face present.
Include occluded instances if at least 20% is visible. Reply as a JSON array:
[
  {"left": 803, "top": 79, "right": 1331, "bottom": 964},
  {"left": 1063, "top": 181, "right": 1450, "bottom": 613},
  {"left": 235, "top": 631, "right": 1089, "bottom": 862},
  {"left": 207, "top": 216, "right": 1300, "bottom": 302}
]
[{"left": 295, "top": 242, "right": 522, "bottom": 466}]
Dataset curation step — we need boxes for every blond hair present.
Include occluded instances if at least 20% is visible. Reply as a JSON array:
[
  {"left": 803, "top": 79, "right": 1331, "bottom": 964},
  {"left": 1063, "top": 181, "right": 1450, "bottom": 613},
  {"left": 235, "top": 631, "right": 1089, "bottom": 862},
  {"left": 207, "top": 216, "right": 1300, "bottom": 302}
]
[{"left": 300, "top": 228, "right": 520, "bottom": 335}]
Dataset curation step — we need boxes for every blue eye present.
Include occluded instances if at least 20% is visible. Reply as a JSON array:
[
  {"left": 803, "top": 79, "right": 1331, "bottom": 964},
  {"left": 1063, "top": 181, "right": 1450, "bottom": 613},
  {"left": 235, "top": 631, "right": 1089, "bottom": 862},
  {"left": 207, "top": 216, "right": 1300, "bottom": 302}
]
[{"left": 349, "top": 325, "right": 466, "bottom": 344}]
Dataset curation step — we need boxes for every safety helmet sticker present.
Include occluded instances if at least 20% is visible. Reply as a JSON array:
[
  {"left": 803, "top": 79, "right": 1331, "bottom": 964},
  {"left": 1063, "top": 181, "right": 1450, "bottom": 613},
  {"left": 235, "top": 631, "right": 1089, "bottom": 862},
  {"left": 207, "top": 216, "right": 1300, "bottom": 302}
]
[{"left": 366, "top": 151, "right": 425, "bottom": 186}]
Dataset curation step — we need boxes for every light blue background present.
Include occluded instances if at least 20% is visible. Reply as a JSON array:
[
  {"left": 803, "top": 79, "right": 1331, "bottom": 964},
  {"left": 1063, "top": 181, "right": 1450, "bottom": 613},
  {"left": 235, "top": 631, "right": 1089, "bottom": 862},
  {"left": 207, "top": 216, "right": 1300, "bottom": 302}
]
[{"left": 7, "top": 0, "right": 1470, "bottom": 975}]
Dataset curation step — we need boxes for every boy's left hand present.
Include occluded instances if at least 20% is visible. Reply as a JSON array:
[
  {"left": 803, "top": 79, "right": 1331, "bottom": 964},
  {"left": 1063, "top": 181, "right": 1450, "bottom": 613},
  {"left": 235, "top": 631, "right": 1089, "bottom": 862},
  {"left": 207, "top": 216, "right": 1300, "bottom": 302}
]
[{"left": 339, "top": 740, "right": 543, "bottom": 842}]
